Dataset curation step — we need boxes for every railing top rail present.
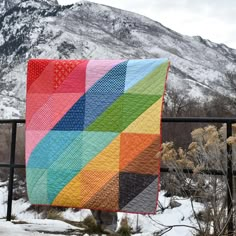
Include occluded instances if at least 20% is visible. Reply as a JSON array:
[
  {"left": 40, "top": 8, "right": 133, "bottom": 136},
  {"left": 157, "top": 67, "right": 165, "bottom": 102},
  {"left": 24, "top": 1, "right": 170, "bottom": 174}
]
[
  {"left": 162, "top": 117, "right": 236, "bottom": 123},
  {"left": 1, "top": 117, "right": 236, "bottom": 124},
  {"left": 0, "top": 119, "right": 25, "bottom": 123}
]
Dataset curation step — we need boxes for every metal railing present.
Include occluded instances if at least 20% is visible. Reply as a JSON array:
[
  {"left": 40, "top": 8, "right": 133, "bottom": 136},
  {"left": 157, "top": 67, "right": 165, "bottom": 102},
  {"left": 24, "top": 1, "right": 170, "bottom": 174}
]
[
  {"left": 0, "top": 117, "right": 236, "bottom": 234},
  {"left": 0, "top": 119, "right": 25, "bottom": 221}
]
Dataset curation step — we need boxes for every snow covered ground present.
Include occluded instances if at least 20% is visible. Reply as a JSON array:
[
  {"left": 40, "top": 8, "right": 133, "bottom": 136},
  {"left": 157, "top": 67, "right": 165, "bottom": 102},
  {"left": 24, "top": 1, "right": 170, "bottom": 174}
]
[
  {"left": 0, "top": 219, "right": 79, "bottom": 236},
  {"left": 0, "top": 180, "right": 203, "bottom": 236}
]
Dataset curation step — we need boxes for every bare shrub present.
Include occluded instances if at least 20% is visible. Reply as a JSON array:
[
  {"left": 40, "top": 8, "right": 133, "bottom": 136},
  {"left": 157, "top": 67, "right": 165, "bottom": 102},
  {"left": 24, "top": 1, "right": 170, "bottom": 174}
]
[{"left": 159, "top": 124, "right": 235, "bottom": 235}]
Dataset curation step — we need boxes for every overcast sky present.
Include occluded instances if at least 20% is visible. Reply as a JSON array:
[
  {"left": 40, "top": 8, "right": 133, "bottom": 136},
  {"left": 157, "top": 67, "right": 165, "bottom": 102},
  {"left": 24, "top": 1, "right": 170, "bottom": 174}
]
[{"left": 57, "top": 0, "right": 236, "bottom": 49}]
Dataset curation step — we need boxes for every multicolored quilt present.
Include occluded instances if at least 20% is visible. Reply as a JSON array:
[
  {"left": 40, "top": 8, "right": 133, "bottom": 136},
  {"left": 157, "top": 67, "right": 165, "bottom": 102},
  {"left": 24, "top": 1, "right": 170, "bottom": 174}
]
[{"left": 26, "top": 59, "right": 170, "bottom": 214}]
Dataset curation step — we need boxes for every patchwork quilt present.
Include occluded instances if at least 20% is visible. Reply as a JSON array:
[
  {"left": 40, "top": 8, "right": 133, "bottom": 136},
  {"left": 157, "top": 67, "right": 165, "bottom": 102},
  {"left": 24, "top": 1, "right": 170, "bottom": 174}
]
[{"left": 26, "top": 59, "right": 170, "bottom": 214}]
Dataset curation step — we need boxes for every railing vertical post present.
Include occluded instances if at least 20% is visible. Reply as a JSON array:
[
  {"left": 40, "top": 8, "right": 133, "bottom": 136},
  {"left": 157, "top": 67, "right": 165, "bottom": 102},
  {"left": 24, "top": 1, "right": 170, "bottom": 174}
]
[
  {"left": 6, "top": 122, "right": 17, "bottom": 221},
  {"left": 226, "top": 121, "right": 233, "bottom": 235}
]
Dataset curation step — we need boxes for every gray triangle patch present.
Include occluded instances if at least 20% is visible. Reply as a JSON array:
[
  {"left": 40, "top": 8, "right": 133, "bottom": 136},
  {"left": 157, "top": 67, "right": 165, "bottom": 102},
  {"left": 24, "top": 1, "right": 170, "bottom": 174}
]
[{"left": 121, "top": 177, "right": 158, "bottom": 213}]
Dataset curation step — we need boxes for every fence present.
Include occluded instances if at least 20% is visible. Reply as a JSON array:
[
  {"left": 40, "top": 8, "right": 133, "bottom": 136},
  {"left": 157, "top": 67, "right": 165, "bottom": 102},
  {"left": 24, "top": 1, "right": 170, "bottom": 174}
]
[{"left": 0, "top": 117, "right": 236, "bottom": 235}]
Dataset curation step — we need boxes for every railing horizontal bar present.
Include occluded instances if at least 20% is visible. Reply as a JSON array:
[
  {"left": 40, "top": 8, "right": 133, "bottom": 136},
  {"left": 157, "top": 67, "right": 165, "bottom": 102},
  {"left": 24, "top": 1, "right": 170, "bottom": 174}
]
[
  {"left": 0, "top": 164, "right": 25, "bottom": 168},
  {"left": 0, "top": 119, "right": 25, "bottom": 124},
  {"left": 160, "top": 167, "right": 236, "bottom": 176},
  {"left": 162, "top": 117, "right": 236, "bottom": 123},
  {"left": 1, "top": 117, "right": 236, "bottom": 124}
]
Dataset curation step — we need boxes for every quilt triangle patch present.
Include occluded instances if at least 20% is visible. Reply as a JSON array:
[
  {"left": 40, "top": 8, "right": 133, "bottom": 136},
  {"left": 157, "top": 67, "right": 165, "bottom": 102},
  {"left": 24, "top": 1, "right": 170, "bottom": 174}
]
[
  {"left": 27, "top": 59, "right": 51, "bottom": 91},
  {"left": 121, "top": 177, "right": 158, "bottom": 213},
  {"left": 83, "top": 174, "right": 119, "bottom": 211},
  {"left": 120, "top": 133, "right": 158, "bottom": 170},
  {"left": 119, "top": 172, "right": 157, "bottom": 209},
  {"left": 122, "top": 135, "right": 161, "bottom": 175}
]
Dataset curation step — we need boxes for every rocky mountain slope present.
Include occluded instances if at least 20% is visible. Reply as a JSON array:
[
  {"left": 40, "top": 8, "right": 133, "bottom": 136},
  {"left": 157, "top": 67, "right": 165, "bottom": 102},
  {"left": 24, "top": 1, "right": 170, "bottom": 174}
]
[{"left": 0, "top": 0, "right": 236, "bottom": 118}]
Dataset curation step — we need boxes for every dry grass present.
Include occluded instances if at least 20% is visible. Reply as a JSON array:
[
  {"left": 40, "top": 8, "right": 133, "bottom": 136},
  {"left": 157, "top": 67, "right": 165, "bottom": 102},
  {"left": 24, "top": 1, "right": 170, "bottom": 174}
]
[
  {"left": 116, "top": 217, "right": 131, "bottom": 236},
  {"left": 82, "top": 215, "right": 103, "bottom": 234},
  {"left": 46, "top": 208, "right": 65, "bottom": 221}
]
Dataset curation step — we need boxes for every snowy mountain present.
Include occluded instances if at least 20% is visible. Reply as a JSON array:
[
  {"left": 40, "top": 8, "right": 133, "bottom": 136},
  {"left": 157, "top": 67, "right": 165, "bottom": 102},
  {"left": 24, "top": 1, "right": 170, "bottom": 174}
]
[
  {"left": 0, "top": 0, "right": 58, "bottom": 15},
  {"left": 0, "top": 0, "right": 236, "bottom": 118}
]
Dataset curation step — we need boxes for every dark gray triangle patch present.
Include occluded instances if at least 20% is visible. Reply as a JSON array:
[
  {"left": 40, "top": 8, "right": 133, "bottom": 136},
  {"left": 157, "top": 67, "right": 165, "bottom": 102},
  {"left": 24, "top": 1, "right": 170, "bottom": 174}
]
[
  {"left": 121, "top": 177, "right": 158, "bottom": 213},
  {"left": 119, "top": 172, "right": 157, "bottom": 210}
]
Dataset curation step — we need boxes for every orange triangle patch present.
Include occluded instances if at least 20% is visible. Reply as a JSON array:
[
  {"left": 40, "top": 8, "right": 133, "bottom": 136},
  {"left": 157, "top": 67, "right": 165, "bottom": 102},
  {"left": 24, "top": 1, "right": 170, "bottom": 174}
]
[
  {"left": 120, "top": 133, "right": 158, "bottom": 170},
  {"left": 83, "top": 174, "right": 119, "bottom": 210},
  {"left": 123, "top": 135, "right": 161, "bottom": 175}
]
